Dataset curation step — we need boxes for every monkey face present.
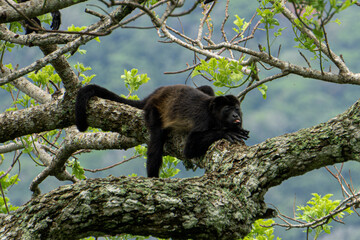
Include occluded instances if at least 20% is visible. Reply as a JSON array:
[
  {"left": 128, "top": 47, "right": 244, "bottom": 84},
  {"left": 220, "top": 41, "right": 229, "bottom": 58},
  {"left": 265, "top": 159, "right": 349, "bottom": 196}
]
[
  {"left": 209, "top": 95, "right": 243, "bottom": 129},
  {"left": 220, "top": 105, "right": 243, "bottom": 128}
]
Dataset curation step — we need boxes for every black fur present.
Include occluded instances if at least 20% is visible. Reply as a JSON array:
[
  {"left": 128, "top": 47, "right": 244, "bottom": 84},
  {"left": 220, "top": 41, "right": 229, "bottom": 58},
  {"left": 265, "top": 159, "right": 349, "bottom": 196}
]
[
  {"left": 75, "top": 84, "right": 249, "bottom": 177},
  {"left": 18, "top": 0, "right": 61, "bottom": 34},
  {"left": 196, "top": 85, "right": 215, "bottom": 96}
]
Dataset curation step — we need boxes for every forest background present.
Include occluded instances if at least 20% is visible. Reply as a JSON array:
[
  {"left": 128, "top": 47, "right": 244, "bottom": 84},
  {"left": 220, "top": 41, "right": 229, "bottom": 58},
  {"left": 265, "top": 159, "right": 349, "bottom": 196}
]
[{"left": 1, "top": 0, "right": 360, "bottom": 239}]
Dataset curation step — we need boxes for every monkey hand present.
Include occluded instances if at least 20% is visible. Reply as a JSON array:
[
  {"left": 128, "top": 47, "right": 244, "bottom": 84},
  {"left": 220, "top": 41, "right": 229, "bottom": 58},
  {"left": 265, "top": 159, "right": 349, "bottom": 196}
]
[
  {"left": 239, "top": 128, "right": 250, "bottom": 139},
  {"left": 223, "top": 129, "right": 249, "bottom": 143}
]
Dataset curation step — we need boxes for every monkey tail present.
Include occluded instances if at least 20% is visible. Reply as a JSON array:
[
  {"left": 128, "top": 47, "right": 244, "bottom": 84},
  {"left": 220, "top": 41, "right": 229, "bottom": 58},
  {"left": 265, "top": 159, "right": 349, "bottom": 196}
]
[{"left": 75, "top": 84, "right": 146, "bottom": 132}]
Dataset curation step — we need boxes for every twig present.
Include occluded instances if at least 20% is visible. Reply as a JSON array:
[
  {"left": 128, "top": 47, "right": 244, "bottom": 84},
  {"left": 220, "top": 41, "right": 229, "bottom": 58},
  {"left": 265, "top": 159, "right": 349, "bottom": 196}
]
[
  {"left": 238, "top": 72, "right": 290, "bottom": 99},
  {"left": 164, "top": 62, "right": 201, "bottom": 74},
  {"left": 0, "top": 183, "right": 9, "bottom": 213},
  {"left": 195, "top": 1, "right": 215, "bottom": 48},
  {"left": 299, "top": 51, "right": 311, "bottom": 68},
  {"left": 0, "top": 152, "right": 22, "bottom": 180},
  {"left": 170, "top": 0, "right": 201, "bottom": 17},
  {"left": 84, "top": 154, "right": 141, "bottom": 173}
]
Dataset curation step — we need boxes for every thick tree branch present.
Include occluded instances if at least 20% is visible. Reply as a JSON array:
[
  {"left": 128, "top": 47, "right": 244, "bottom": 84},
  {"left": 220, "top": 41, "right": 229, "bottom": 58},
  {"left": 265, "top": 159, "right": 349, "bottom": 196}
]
[
  {"left": 0, "top": 100, "right": 67, "bottom": 143},
  {"left": 0, "top": 24, "right": 77, "bottom": 45},
  {"left": 0, "top": 176, "right": 260, "bottom": 240},
  {"left": 0, "top": 0, "right": 86, "bottom": 23}
]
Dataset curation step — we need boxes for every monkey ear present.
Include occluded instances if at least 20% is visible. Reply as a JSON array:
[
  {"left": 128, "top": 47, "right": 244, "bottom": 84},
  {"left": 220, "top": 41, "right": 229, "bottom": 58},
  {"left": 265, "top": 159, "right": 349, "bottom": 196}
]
[{"left": 209, "top": 96, "right": 227, "bottom": 113}]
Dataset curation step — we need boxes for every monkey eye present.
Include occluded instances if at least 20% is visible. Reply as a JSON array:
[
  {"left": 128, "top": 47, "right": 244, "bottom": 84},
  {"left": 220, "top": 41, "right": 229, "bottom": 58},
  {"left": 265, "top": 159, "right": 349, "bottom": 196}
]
[{"left": 223, "top": 106, "right": 232, "bottom": 112}]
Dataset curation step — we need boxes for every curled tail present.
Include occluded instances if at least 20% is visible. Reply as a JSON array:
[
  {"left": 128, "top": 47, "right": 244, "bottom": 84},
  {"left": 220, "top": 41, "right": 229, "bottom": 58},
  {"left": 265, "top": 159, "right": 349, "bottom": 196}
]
[{"left": 75, "top": 84, "right": 146, "bottom": 132}]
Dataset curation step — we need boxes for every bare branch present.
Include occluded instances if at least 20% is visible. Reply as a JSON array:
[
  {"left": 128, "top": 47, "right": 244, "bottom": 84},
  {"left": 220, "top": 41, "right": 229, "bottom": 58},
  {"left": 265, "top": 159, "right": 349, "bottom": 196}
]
[
  {"left": 84, "top": 154, "right": 142, "bottom": 173},
  {"left": 0, "top": 142, "right": 24, "bottom": 154},
  {"left": 280, "top": 3, "right": 350, "bottom": 74},
  {"left": 206, "top": 43, "right": 360, "bottom": 85},
  {"left": 238, "top": 72, "right": 290, "bottom": 99}
]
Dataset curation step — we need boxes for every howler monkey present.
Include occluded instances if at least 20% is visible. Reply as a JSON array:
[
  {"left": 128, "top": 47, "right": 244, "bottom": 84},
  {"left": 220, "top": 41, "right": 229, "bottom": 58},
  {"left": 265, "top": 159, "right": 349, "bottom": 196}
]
[
  {"left": 75, "top": 84, "right": 249, "bottom": 178},
  {"left": 18, "top": 0, "right": 61, "bottom": 34}
]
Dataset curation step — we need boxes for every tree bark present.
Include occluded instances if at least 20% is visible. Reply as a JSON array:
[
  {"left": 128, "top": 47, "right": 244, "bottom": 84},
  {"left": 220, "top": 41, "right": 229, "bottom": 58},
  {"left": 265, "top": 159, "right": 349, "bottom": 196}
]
[{"left": 0, "top": 0, "right": 86, "bottom": 23}]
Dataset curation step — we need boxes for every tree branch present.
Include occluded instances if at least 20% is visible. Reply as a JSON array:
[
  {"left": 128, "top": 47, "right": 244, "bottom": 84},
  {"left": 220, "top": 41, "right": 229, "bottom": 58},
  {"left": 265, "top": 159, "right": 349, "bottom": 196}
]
[
  {"left": 0, "top": 176, "right": 259, "bottom": 240},
  {"left": 280, "top": 2, "right": 350, "bottom": 74},
  {"left": 0, "top": 0, "right": 87, "bottom": 23}
]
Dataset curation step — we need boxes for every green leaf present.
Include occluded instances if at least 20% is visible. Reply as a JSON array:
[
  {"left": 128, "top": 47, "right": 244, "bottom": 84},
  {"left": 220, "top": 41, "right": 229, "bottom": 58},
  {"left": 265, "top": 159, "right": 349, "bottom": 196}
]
[
  {"left": 0, "top": 172, "right": 19, "bottom": 212},
  {"left": 160, "top": 156, "right": 181, "bottom": 178},
  {"left": 121, "top": 68, "right": 150, "bottom": 94},
  {"left": 329, "top": 0, "right": 336, "bottom": 7},
  {"left": 134, "top": 145, "right": 147, "bottom": 157},
  {"left": 67, "top": 24, "right": 87, "bottom": 32},
  {"left": 274, "top": 27, "right": 287, "bottom": 37},
  {"left": 69, "top": 160, "right": 86, "bottom": 180},
  {"left": 339, "top": 0, "right": 353, "bottom": 11},
  {"left": 257, "top": 84, "right": 268, "bottom": 99},
  {"left": 233, "top": 14, "right": 249, "bottom": 35},
  {"left": 333, "top": 18, "right": 341, "bottom": 25},
  {"left": 0, "top": 172, "right": 20, "bottom": 190}
]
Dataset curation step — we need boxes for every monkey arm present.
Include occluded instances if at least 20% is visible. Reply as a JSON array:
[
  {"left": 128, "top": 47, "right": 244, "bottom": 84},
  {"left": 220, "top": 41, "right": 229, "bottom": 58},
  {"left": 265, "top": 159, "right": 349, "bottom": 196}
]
[
  {"left": 183, "top": 128, "right": 246, "bottom": 159},
  {"left": 184, "top": 126, "right": 249, "bottom": 159}
]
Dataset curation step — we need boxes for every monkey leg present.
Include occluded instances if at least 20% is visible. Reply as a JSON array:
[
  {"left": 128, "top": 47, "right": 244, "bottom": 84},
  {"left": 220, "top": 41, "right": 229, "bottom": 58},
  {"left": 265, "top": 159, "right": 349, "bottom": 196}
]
[{"left": 145, "top": 108, "right": 167, "bottom": 178}]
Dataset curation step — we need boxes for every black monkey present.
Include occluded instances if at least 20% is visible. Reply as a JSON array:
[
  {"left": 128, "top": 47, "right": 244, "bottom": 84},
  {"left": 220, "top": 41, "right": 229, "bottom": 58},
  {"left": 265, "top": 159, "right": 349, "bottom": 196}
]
[
  {"left": 18, "top": 0, "right": 61, "bottom": 34},
  {"left": 75, "top": 84, "right": 249, "bottom": 177}
]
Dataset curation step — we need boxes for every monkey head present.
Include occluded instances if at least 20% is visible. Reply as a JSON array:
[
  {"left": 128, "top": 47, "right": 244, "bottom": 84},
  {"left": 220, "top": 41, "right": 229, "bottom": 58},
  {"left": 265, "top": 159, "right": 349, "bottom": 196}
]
[{"left": 209, "top": 95, "right": 243, "bottom": 128}]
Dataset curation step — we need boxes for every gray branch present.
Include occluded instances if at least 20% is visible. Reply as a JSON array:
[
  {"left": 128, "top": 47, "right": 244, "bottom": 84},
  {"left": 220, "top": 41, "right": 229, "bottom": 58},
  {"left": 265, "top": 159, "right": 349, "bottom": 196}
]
[{"left": 0, "top": 0, "right": 87, "bottom": 23}]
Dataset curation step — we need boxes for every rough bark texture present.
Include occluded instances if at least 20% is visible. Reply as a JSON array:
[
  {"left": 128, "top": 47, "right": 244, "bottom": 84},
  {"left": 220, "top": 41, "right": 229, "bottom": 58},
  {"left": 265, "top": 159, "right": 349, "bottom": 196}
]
[
  {"left": 0, "top": 176, "right": 254, "bottom": 240},
  {"left": 0, "top": 0, "right": 86, "bottom": 23}
]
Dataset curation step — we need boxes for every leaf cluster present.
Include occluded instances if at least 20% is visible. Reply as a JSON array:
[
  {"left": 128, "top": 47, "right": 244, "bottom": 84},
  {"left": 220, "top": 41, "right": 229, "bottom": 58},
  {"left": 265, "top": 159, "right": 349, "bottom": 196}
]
[
  {"left": 296, "top": 193, "right": 354, "bottom": 239},
  {"left": 68, "top": 159, "right": 86, "bottom": 180},
  {"left": 121, "top": 69, "right": 150, "bottom": 97},
  {"left": 243, "top": 219, "right": 281, "bottom": 240},
  {"left": 192, "top": 58, "right": 246, "bottom": 88}
]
